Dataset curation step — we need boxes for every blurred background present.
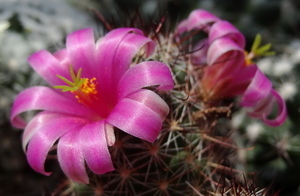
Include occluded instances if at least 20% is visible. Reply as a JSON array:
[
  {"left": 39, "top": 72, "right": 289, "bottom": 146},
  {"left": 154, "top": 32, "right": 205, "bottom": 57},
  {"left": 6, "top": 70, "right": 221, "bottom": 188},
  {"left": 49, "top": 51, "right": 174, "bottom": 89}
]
[{"left": 0, "top": 0, "right": 300, "bottom": 195}]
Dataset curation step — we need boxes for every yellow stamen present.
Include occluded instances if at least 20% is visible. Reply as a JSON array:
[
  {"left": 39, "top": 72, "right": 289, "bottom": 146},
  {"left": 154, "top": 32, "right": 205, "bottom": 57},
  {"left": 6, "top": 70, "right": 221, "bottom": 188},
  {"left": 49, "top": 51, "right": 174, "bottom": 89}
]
[
  {"left": 54, "top": 65, "right": 98, "bottom": 105},
  {"left": 77, "top": 77, "right": 97, "bottom": 95}
]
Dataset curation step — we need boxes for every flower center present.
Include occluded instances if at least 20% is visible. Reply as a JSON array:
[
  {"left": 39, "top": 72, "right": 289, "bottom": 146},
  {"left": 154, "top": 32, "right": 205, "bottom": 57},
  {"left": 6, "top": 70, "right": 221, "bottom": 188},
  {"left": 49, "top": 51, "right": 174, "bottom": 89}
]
[
  {"left": 72, "top": 77, "right": 98, "bottom": 105},
  {"left": 244, "top": 34, "right": 275, "bottom": 66},
  {"left": 244, "top": 51, "right": 255, "bottom": 66},
  {"left": 54, "top": 65, "right": 99, "bottom": 106}
]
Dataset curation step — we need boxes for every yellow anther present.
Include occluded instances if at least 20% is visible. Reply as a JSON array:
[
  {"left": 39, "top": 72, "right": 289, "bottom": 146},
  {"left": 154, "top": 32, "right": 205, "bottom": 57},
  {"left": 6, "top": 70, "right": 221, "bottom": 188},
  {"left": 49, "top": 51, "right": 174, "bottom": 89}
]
[{"left": 79, "top": 78, "right": 98, "bottom": 95}]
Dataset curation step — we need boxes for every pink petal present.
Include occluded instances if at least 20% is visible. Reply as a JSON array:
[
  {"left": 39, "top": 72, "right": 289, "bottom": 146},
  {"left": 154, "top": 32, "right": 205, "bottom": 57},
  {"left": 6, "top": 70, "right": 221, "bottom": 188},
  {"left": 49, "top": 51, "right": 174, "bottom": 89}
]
[
  {"left": 22, "top": 112, "right": 47, "bottom": 151},
  {"left": 96, "top": 28, "right": 155, "bottom": 101},
  {"left": 240, "top": 69, "right": 272, "bottom": 107},
  {"left": 109, "top": 32, "right": 155, "bottom": 89},
  {"left": 239, "top": 68, "right": 287, "bottom": 126},
  {"left": 262, "top": 90, "right": 287, "bottom": 126},
  {"left": 247, "top": 90, "right": 287, "bottom": 127},
  {"left": 126, "top": 89, "right": 170, "bottom": 119},
  {"left": 191, "top": 39, "right": 209, "bottom": 65},
  {"left": 176, "top": 9, "right": 220, "bottom": 34},
  {"left": 66, "top": 28, "right": 96, "bottom": 78},
  {"left": 220, "top": 64, "right": 257, "bottom": 97},
  {"left": 11, "top": 86, "right": 97, "bottom": 128},
  {"left": 28, "top": 50, "right": 70, "bottom": 86},
  {"left": 247, "top": 92, "right": 274, "bottom": 118},
  {"left": 53, "top": 49, "right": 71, "bottom": 67},
  {"left": 202, "top": 37, "right": 245, "bottom": 92},
  {"left": 207, "top": 37, "right": 244, "bottom": 66},
  {"left": 106, "top": 90, "right": 168, "bottom": 143},
  {"left": 208, "top": 20, "right": 245, "bottom": 48},
  {"left": 117, "top": 61, "right": 174, "bottom": 100},
  {"left": 79, "top": 120, "right": 114, "bottom": 175},
  {"left": 96, "top": 28, "right": 143, "bottom": 82},
  {"left": 58, "top": 129, "right": 89, "bottom": 184},
  {"left": 25, "top": 112, "right": 89, "bottom": 177},
  {"left": 175, "top": 20, "right": 189, "bottom": 36}
]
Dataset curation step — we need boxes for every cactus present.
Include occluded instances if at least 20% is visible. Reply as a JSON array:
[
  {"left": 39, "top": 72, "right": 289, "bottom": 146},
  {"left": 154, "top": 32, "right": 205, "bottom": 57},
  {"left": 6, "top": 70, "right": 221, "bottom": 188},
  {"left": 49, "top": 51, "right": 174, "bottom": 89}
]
[
  {"left": 9, "top": 8, "right": 290, "bottom": 196},
  {"left": 44, "top": 10, "right": 287, "bottom": 196}
]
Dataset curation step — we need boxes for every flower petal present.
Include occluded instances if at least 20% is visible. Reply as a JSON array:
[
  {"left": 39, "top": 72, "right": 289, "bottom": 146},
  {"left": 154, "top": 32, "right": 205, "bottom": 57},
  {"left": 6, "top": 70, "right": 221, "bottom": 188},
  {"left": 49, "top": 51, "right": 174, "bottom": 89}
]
[
  {"left": 106, "top": 90, "right": 168, "bottom": 143},
  {"left": 262, "top": 90, "right": 287, "bottom": 126},
  {"left": 11, "top": 86, "right": 97, "bottom": 128},
  {"left": 22, "top": 111, "right": 87, "bottom": 151},
  {"left": 191, "top": 38, "right": 209, "bottom": 65},
  {"left": 105, "top": 123, "right": 116, "bottom": 146},
  {"left": 208, "top": 20, "right": 245, "bottom": 48},
  {"left": 246, "top": 92, "right": 274, "bottom": 118},
  {"left": 117, "top": 61, "right": 174, "bottom": 100},
  {"left": 202, "top": 37, "right": 245, "bottom": 97},
  {"left": 220, "top": 64, "right": 257, "bottom": 97},
  {"left": 66, "top": 28, "right": 96, "bottom": 78},
  {"left": 126, "top": 89, "right": 170, "bottom": 120},
  {"left": 96, "top": 28, "right": 155, "bottom": 101},
  {"left": 239, "top": 68, "right": 287, "bottom": 126},
  {"left": 240, "top": 69, "right": 272, "bottom": 107},
  {"left": 96, "top": 28, "right": 143, "bottom": 81},
  {"left": 28, "top": 50, "right": 70, "bottom": 86},
  {"left": 176, "top": 9, "right": 220, "bottom": 34},
  {"left": 25, "top": 112, "right": 89, "bottom": 177},
  {"left": 206, "top": 37, "right": 244, "bottom": 66},
  {"left": 80, "top": 120, "right": 114, "bottom": 175},
  {"left": 53, "top": 49, "right": 71, "bottom": 67},
  {"left": 247, "top": 89, "right": 287, "bottom": 126},
  {"left": 58, "top": 129, "right": 89, "bottom": 184},
  {"left": 110, "top": 32, "right": 155, "bottom": 88}
]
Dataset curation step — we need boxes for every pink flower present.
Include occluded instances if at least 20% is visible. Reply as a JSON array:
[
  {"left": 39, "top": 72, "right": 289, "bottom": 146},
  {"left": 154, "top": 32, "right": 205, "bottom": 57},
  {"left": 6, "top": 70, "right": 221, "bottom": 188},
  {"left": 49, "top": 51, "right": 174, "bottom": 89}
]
[
  {"left": 10, "top": 28, "right": 174, "bottom": 183},
  {"left": 176, "top": 9, "right": 286, "bottom": 126}
]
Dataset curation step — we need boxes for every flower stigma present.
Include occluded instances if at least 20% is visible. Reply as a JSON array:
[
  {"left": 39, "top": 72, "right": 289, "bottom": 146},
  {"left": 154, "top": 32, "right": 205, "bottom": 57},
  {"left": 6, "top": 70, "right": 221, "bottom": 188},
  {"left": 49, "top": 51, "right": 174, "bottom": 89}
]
[
  {"left": 244, "top": 34, "right": 275, "bottom": 66},
  {"left": 244, "top": 51, "right": 255, "bottom": 66},
  {"left": 54, "top": 65, "right": 99, "bottom": 106}
]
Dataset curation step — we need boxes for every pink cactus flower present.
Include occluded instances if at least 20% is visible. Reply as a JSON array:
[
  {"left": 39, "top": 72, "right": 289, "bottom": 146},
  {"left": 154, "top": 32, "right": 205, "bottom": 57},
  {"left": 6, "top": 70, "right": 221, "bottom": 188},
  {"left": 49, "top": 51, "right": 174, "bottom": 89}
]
[
  {"left": 176, "top": 9, "right": 286, "bottom": 126},
  {"left": 10, "top": 28, "right": 174, "bottom": 183}
]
